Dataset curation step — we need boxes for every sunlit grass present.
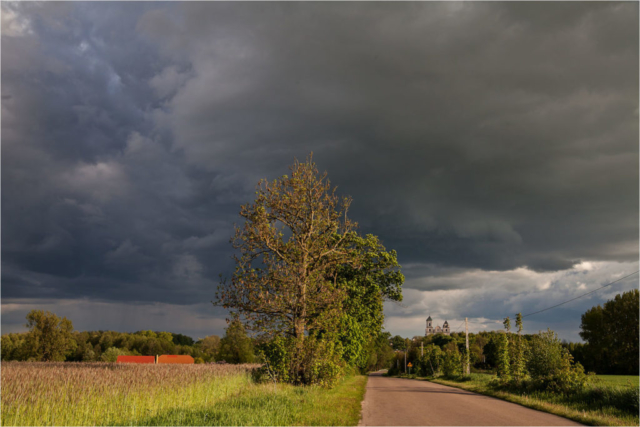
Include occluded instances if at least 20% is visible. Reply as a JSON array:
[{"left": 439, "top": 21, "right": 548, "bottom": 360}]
[
  {"left": 420, "top": 374, "right": 639, "bottom": 427},
  {"left": 596, "top": 375, "right": 639, "bottom": 388},
  {"left": 1, "top": 362, "right": 367, "bottom": 426}
]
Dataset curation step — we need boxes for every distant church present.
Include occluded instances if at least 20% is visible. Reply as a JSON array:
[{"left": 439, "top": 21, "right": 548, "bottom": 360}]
[{"left": 425, "top": 316, "right": 450, "bottom": 336}]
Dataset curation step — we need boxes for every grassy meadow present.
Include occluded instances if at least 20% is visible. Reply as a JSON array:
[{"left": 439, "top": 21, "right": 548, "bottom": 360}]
[
  {"left": 596, "top": 375, "right": 640, "bottom": 388},
  {"left": 1, "top": 362, "right": 367, "bottom": 426},
  {"left": 419, "top": 373, "right": 639, "bottom": 427}
]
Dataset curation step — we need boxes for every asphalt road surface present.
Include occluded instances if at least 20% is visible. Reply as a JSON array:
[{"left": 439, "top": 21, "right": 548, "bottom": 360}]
[{"left": 359, "top": 372, "right": 582, "bottom": 426}]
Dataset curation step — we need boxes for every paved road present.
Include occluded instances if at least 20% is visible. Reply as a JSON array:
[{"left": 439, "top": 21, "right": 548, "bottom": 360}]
[{"left": 359, "top": 372, "right": 582, "bottom": 426}]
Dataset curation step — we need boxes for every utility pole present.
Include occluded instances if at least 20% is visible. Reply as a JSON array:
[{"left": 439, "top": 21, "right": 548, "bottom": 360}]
[
  {"left": 421, "top": 341, "right": 424, "bottom": 357},
  {"left": 465, "top": 317, "right": 470, "bottom": 375}
]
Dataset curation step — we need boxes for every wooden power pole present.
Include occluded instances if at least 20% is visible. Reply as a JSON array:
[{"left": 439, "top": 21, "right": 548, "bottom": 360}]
[
  {"left": 421, "top": 341, "right": 424, "bottom": 357},
  {"left": 465, "top": 317, "right": 470, "bottom": 375}
]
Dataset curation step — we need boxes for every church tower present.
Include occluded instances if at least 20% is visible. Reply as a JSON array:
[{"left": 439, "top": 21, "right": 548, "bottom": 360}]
[
  {"left": 426, "top": 315, "right": 434, "bottom": 335},
  {"left": 443, "top": 320, "right": 450, "bottom": 335}
]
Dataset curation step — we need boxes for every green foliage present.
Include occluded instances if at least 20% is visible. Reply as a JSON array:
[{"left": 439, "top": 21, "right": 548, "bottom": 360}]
[
  {"left": 1, "top": 333, "right": 30, "bottom": 361},
  {"left": 390, "top": 335, "right": 407, "bottom": 351},
  {"left": 580, "top": 289, "right": 639, "bottom": 375},
  {"left": 255, "top": 334, "right": 345, "bottom": 387},
  {"left": 527, "top": 329, "right": 569, "bottom": 378},
  {"left": 195, "top": 335, "right": 221, "bottom": 362},
  {"left": 100, "top": 347, "right": 129, "bottom": 362},
  {"left": 364, "top": 332, "right": 396, "bottom": 372},
  {"left": 255, "top": 335, "right": 293, "bottom": 383},
  {"left": 298, "top": 336, "right": 345, "bottom": 387},
  {"left": 503, "top": 316, "right": 511, "bottom": 332},
  {"left": 336, "top": 234, "right": 404, "bottom": 371},
  {"left": 171, "top": 333, "right": 195, "bottom": 346},
  {"left": 194, "top": 357, "right": 204, "bottom": 364},
  {"left": 496, "top": 331, "right": 511, "bottom": 380},
  {"left": 526, "top": 329, "right": 590, "bottom": 392},
  {"left": 442, "top": 348, "right": 462, "bottom": 378},
  {"left": 1, "top": 313, "right": 218, "bottom": 363},
  {"left": 337, "top": 314, "right": 365, "bottom": 367},
  {"left": 414, "top": 344, "right": 444, "bottom": 377},
  {"left": 218, "top": 319, "right": 255, "bottom": 364},
  {"left": 24, "top": 310, "right": 76, "bottom": 362}
]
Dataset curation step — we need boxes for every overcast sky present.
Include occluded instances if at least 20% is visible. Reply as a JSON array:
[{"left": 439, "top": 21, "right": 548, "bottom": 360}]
[{"left": 2, "top": 1, "right": 638, "bottom": 342}]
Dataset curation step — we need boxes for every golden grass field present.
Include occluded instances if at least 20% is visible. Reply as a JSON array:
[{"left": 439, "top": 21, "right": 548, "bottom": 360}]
[{"left": 1, "top": 362, "right": 367, "bottom": 426}]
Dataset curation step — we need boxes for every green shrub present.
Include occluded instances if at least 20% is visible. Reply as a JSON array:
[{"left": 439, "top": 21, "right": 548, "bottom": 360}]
[
  {"left": 526, "top": 329, "right": 590, "bottom": 392},
  {"left": 442, "top": 349, "right": 462, "bottom": 378},
  {"left": 100, "top": 347, "right": 129, "bottom": 362},
  {"left": 256, "top": 335, "right": 345, "bottom": 387}
]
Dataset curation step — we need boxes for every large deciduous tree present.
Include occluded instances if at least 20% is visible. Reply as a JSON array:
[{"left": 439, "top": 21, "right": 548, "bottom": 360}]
[
  {"left": 216, "top": 155, "right": 391, "bottom": 384},
  {"left": 217, "top": 155, "right": 360, "bottom": 339},
  {"left": 24, "top": 310, "right": 76, "bottom": 361}
]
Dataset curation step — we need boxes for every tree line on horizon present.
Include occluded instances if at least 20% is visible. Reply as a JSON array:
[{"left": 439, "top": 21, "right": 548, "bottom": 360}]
[
  {"left": 387, "top": 289, "right": 639, "bottom": 377},
  {"left": 2, "top": 289, "right": 637, "bottom": 380},
  {"left": 0, "top": 309, "right": 396, "bottom": 372},
  {"left": 1, "top": 309, "right": 220, "bottom": 363}
]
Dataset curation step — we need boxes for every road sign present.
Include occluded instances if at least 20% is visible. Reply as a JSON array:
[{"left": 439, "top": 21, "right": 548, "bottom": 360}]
[{"left": 407, "top": 363, "right": 412, "bottom": 367}]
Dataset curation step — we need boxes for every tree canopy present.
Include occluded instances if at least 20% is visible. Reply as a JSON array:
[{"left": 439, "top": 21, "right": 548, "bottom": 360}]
[
  {"left": 24, "top": 310, "right": 76, "bottom": 361},
  {"left": 218, "top": 319, "right": 255, "bottom": 364},
  {"left": 579, "top": 289, "right": 639, "bottom": 375}
]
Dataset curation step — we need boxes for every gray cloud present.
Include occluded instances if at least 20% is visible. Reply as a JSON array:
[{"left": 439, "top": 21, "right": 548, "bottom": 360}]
[{"left": 2, "top": 2, "right": 637, "bottom": 339}]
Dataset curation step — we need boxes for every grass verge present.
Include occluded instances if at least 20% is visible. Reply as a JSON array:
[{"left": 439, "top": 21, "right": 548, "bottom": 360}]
[
  {"left": 395, "top": 373, "right": 638, "bottom": 427},
  {"left": 136, "top": 375, "right": 368, "bottom": 426},
  {"left": 1, "top": 362, "right": 368, "bottom": 426}
]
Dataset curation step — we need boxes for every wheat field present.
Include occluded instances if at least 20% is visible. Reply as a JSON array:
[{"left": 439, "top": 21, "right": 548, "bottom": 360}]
[{"left": 1, "top": 362, "right": 367, "bottom": 426}]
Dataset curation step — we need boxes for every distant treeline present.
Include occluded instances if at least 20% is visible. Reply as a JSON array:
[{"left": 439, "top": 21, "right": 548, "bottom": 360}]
[
  {"left": 1, "top": 328, "right": 220, "bottom": 363},
  {"left": 1, "top": 310, "right": 396, "bottom": 372},
  {"left": 390, "top": 289, "right": 639, "bottom": 376}
]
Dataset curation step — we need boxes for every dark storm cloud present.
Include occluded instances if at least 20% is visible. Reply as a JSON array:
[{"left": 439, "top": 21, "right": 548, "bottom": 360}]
[
  {"left": 1, "top": 2, "right": 637, "bottom": 339},
  {"left": 135, "top": 1, "right": 638, "bottom": 272}
]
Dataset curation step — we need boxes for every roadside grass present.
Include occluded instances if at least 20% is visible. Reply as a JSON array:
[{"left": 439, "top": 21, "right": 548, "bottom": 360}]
[
  {"left": 595, "top": 375, "right": 639, "bottom": 388},
  {"left": 137, "top": 375, "right": 368, "bottom": 426},
  {"left": 394, "top": 373, "right": 638, "bottom": 427},
  {"left": 1, "top": 362, "right": 367, "bottom": 426}
]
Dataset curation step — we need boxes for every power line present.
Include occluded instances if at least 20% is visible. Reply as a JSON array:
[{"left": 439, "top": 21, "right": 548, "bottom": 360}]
[
  {"left": 451, "top": 321, "right": 464, "bottom": 333},
  {"left": 520, "top": 270, "right": 639, "bottom": 319},
  {"left": 419, "top": 271, "right": 638, "bottom": 336}
]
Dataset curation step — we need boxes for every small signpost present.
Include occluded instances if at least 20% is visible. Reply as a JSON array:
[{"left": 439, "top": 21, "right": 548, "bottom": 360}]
[{"left": 407, "top": 362, "right": 412, "bottom": 375}]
